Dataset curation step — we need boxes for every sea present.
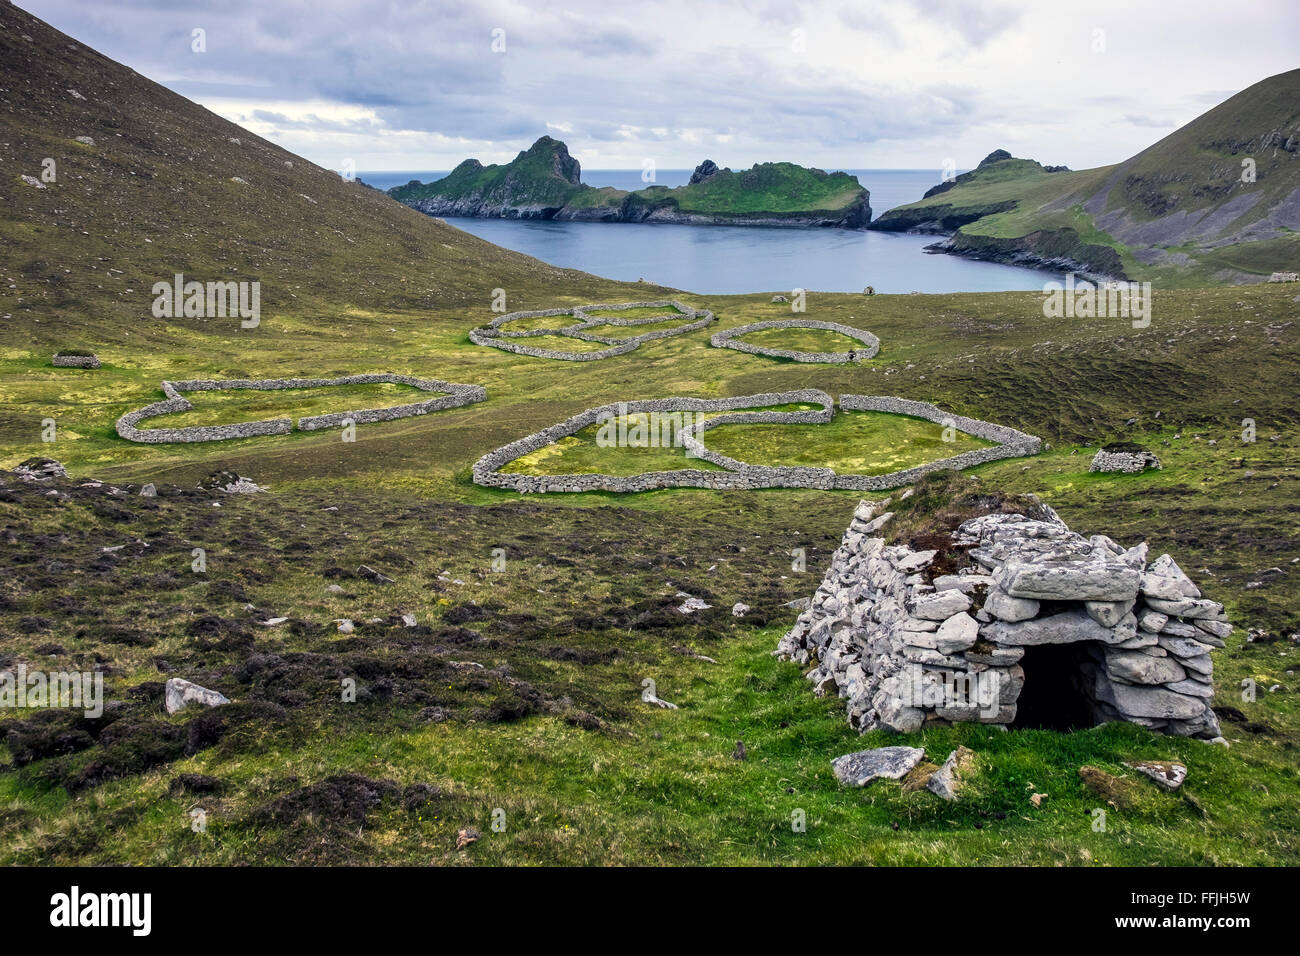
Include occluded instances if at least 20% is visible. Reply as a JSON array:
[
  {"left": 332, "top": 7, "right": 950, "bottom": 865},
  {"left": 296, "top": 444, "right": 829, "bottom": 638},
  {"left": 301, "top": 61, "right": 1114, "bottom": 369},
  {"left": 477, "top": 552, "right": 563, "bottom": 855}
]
[{"left": 358, "top": 168, "right": 1057, "bottom": 294}]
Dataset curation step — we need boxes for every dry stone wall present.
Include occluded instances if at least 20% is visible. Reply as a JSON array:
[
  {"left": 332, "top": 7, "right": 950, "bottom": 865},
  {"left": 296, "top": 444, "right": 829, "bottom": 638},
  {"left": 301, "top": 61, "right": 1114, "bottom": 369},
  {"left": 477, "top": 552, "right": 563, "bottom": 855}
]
[
  {"left": 473, "top": 392, "right": 1042, "bottom": 493},
  {"left": 470, "top": 300, "right": 715, "bottom": 361},
  {"left": 777, "top": 501, "right": 1227, "bottom": 742},
  {"left": 52, "top": 353, "right": 101, "bottom": 368},
  {"left": 116, "top": 374, "right": 486, "bottom": 443},
  {"left": 711, "top": 319, "right": 881, "bottom": 363}
]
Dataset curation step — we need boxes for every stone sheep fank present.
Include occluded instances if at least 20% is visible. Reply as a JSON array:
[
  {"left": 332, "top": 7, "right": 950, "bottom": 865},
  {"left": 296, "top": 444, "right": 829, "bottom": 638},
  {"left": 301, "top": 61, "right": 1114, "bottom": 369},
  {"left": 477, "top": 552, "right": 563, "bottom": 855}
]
[
  {"left": 710, "top": 319, "right": 881, "bottom": 364},
  {"left": 52, "top": 352, "right": 101, "bottom": 369},
  {"left": 473, "top": 392, "right": 1042, "bottom": 493},
  {"left": 1090, "top": 447, "right": 1162, "bottom": 473},
  {"left": 116, "top": 374, "right": 487, "bottom": 443},
  {"left": 777, "top": 500, "right": 1228, "bottom": 743},
  {"left": 469, "top": 300, "right": 715, "bottom": 361}
]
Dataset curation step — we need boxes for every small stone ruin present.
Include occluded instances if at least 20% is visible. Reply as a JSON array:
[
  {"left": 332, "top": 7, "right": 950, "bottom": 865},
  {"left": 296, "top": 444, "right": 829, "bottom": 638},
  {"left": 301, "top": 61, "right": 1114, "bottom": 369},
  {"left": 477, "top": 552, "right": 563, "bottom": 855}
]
[
  {"left": 1089, "top": 443, "right": 1161, "bottom": 473},
  {"left": 13, "top": 457, "right": 69, "bottom": 481},
  {"left": 777, "top": 499, "right": 1228, "bottom": 742},
  {"left": 52, "top": 351, "right": 101, "bottom": 368}
]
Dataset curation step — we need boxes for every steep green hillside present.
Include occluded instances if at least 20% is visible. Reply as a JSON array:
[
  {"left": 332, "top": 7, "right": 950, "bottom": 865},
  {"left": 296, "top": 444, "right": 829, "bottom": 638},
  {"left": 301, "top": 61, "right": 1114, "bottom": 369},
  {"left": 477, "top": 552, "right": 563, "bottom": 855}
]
[
  {"left": 870, "top": 70, "right": 1300, "bottom": 285},
  {"left": 390, "top": 140, "right": 872, "bottom": 227},
  {"left": 0, "top": 13, "right": 647, "bottom": 351}
]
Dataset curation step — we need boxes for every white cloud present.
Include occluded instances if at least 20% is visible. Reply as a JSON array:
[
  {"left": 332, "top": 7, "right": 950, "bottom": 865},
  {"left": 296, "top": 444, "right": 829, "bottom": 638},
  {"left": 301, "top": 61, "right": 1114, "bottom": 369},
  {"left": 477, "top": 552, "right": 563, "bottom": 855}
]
[{"left": 22, "top": 0, "right": 1300, "bottom": 172}]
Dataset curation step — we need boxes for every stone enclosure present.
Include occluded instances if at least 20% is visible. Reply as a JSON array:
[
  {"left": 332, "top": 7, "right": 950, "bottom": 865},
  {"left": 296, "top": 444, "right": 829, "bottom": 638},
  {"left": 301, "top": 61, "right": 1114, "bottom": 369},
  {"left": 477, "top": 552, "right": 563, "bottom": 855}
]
[
  {"left": 777, "top": 500, "right": 1227, "bottom": 742},
  {"left": 473, "top": 391, "right": 1041, "bottom": 493},
  {"left": 469, "top": 300, "right": 715, "bottom": 361},
  {"left": 52, "top": 351, "right": 101, "bottom": 368},
  {"left": 710, "top": 319, "right": 881, "bottom": 363},
  {"left": 1090, "top": 445, "right": 1162, "bottom": 473},
  {"left": 116, "top": 374, "right": 486, "bottom": 443}
]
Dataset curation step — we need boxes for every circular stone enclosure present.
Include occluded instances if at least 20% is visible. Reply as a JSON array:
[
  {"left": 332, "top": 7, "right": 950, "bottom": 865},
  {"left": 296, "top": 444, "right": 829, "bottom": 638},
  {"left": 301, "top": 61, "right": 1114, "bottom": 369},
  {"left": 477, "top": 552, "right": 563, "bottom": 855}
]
[
  {"left": 116, "top": 373, "right": 486, "bottom": 443},
  {"left": 469, "top": 300, "right": 715, "bottom": 361},
  {"left": 711, "top": 319, "right": 880, "bottom": 364},
  {"left": 473, "top": 392, "right": 1040, "bottom": 493}
]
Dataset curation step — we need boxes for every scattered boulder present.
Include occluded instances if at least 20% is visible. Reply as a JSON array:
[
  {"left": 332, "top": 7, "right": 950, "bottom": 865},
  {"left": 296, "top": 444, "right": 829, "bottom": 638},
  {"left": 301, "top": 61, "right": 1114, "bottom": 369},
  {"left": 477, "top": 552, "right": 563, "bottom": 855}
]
[
  {"left": 677, "top": 594, "right": 711, "bottom": 614},
  {"left": 357, "top": 565, "right": 394, "bottom": 585},
  {"left": 13, "top": 458, "right": 67, "bottom": 481},
  {"left": 197, "top": 469, "right": 264, "bottom": 494},
  {"left": 164, "top": 677, "right": 231, "bottom": 715},
  {"left": 927, "top": 745, "right": 977, "bottom": 800},
  {"left": 831, "top": 745, "right": 925, "bottom": 787},
  {"left": 1124, "top": 759, "right": 1188, "bottom": 791}
]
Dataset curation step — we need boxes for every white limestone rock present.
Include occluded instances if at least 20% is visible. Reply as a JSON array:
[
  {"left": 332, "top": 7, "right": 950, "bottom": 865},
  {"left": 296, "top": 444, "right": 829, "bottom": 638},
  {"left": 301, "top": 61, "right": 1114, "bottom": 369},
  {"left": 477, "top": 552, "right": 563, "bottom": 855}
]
[
  {"left": 910, "top": 589, "right": 972, "bottom": 620},
  {"left": 1105, "top": 649, "right": 1187, "bottom": 685},
  {"left": 996, "top": 560, "right": 1140, "bottom": 602},
  {"left": 1086, "top": 599, "right": 1134, "bottom": 628},
  {"left": 981, "top": 609, "right": 1125, "bottom": 646},
  {"left": 831, "top": 746, "right": 925, "bottom": 787},
  {"left": 983, "top": 587, "right": 1040, "bottom": 622},
  {"left": 934, "top": 611, "right": 980, "bottom": 655},
  {"left": 164, "top": 678, "right": 230, "bottom": 715}
]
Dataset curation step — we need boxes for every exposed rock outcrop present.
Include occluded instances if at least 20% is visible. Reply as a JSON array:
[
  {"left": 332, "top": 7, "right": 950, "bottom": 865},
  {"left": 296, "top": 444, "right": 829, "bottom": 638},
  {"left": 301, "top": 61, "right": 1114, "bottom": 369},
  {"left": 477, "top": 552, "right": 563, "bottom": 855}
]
[
  {"left": 689, "top": 159, "right": 723, "bottom": 185},
  {"left": 14, "top": 457, "right": 68, "bottom": 481}
]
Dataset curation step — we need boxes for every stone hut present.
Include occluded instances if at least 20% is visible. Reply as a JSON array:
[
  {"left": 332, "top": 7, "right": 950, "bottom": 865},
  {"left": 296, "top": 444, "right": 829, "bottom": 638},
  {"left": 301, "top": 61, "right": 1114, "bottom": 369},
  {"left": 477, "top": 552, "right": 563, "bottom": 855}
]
[
  {"left": 1089, "top": 443, "right": 1160, "bottom": 473},
  {"left": 777, "top": 500, "right": 1227, "bottom": 742},
  {"left": 52, "top": 351, "right": 101, "bottom": 369}
]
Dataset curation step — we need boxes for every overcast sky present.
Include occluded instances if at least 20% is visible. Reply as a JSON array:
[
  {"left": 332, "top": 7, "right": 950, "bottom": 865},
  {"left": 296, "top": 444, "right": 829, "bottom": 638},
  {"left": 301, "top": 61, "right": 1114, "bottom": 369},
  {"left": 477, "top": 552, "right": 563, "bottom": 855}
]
[{"left": 22, "top": 0, "right": 1300, "bottom": 174}]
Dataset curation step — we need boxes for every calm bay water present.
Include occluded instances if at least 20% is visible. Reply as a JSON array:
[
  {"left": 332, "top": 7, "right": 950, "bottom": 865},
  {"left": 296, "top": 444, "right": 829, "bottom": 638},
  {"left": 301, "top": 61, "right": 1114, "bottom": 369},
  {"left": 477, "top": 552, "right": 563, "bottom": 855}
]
[{"left": 360, "top": 169, "right": 1060, "bottom": 294}]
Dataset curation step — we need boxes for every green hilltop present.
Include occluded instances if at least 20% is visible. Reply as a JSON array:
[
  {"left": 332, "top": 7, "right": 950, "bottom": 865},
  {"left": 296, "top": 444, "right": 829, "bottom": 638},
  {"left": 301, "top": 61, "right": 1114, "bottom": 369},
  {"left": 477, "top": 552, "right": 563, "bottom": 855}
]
[
  {"left": 389, "top": 138, "right": 872, "bottom": 227},
  {"left": 870, "top": 70, "right": 1300, "bottom": 285}
]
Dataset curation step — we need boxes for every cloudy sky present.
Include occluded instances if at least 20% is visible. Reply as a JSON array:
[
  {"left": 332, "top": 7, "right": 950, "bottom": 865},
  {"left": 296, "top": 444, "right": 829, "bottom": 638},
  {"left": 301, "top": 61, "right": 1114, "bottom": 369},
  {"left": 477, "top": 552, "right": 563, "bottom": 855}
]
[{"left": 23, "top": 0, "right": 1300, "bottom": 174}]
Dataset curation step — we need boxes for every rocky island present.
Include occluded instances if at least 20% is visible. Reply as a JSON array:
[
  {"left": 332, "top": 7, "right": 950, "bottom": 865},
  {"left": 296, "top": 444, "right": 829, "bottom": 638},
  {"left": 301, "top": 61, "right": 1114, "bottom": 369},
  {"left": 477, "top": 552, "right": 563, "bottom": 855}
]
[{"left": 389, "top": 136, "right": 872, "bottom": 228}]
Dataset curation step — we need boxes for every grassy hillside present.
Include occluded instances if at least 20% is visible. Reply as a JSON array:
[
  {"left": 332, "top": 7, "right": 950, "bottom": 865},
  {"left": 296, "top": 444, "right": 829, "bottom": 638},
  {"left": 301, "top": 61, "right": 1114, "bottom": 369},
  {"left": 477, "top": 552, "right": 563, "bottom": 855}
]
[
  {"left": 0, "top": 6, "right": 1298, "bottom": 866},
  {"left": 0, "top": 13, "right": 650, "bottom": 349},
  {"left": 870, "top": 71, "right": 1300, "bottom": 285}
]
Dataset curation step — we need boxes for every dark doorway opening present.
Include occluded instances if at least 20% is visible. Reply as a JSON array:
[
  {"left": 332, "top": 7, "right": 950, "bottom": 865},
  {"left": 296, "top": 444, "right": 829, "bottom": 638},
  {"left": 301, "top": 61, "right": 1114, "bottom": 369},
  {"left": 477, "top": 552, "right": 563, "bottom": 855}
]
[{"left": 1011, "top": 642, "right": 1099, "bottom": 731}]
